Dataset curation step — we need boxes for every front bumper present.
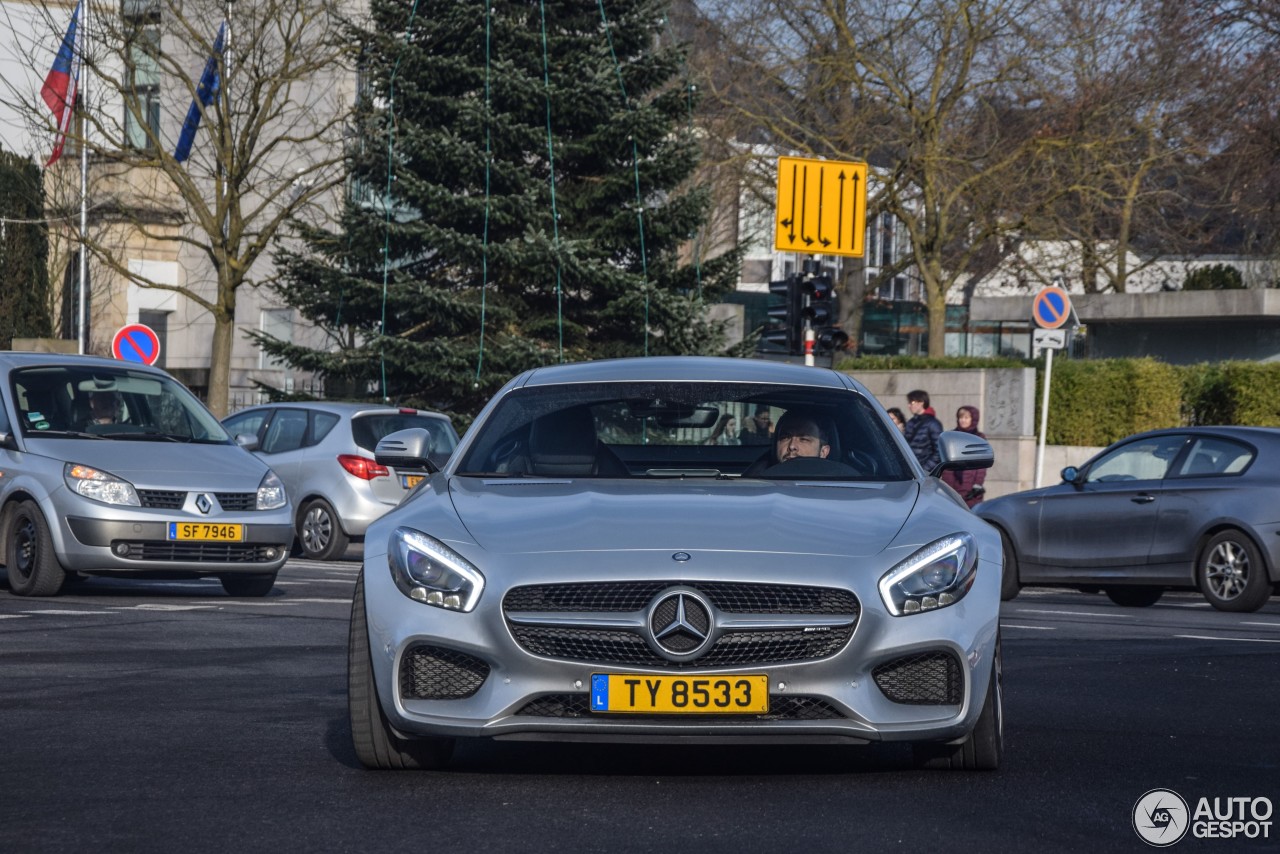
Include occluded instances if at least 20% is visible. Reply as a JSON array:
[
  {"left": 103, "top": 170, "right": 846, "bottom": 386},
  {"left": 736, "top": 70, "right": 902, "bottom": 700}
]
[
  {"left": 360, "top": 555, "right": 1002, "bottom": 746},
  {"left": 60, "top": 515, "right": 292, "bottom": 574}
]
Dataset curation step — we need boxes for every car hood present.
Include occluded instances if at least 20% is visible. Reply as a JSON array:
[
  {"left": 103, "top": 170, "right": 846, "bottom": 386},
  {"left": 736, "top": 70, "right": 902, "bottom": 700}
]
[
  {"left": 447, "top": 477, "right": 918, "bottom": 557},
  {"left": 28, "top": 438, "right": 269, "bottom": 489}
]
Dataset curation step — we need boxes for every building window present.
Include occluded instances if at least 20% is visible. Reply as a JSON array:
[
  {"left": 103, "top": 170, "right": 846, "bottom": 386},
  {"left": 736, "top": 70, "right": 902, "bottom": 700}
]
[
  {"left": 138, "top": 310, "right": 168, "bottom": 368},
  {"left": 123, "top": 2, "right": 160, "bottom": 150},
  {"left": 260, "top": 309, "right": 293, "bottom": 370}
]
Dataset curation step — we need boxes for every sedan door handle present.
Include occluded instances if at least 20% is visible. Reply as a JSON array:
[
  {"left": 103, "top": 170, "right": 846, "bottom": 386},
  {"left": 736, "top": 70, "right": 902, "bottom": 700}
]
[{"left": 1131, "top": 494, "right": 1156, "bottom": 504}]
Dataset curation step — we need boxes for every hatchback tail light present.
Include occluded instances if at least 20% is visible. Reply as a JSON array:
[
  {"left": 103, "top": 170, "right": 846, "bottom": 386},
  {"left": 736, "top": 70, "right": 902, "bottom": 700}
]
[{"left": 338, "top": 454, "right": 390, "bottom": 480}]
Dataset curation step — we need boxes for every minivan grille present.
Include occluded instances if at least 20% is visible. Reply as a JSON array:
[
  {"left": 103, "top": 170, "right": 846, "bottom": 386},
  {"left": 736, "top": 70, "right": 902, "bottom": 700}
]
[{"left": 138, "top": 490, "right": 186, "bottom": 509}]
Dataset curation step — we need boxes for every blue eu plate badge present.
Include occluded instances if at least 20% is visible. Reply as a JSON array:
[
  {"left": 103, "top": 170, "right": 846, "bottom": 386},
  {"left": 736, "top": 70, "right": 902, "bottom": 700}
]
[{"left": 591, "top": 674, "right": 609, "bottom": 711}]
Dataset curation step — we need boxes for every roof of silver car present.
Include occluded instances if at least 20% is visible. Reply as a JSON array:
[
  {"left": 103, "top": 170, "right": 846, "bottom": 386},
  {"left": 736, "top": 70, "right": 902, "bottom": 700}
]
[
  {"left": 230, "top": 400, "right": 452, "bottom": 419},
  {"left": 518, "top": 356, "right": 856, "bottom": 389}
]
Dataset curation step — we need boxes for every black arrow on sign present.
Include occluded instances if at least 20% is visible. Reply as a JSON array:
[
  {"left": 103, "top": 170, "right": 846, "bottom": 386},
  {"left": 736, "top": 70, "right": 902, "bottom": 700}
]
[
  {"left": 849, "top": 171, "right": 861, "bottom": 251},
  {"left": 801, "top": 165, "right": 813, "bottom": 246},
  {"left": 781, "top": 163, "right": 797, "bottom": 242},
  {"left": 837, "top": 172, "right": 846, "bottom": 249},
  {"left": 818, "top": 167, "right": 831, "bottom": 247}
]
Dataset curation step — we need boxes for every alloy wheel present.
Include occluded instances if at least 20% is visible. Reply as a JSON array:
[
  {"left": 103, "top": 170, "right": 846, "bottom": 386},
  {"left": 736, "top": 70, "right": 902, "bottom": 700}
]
[{"left": 1204, "top": 540, "right": 1249, "bottom": 601}]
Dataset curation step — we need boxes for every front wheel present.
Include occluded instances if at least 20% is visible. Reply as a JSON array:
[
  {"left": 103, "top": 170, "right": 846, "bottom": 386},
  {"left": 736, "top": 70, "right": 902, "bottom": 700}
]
[
  {"left": 298, "top": 499, "right": 350, "bottom": 561},
  {"left": 6, "top": 501, "right": 66, "bottom": 596},
  {"left": 1197, "top": 531, "right": 1271, "bottom": 612},
  {"left": 220, "top": 573, "right": 277, "bottom": 597},
  {"left": 914, "top": 638, "right": 1002, "bottom": 771},
  {"left": 348, "top": 575, "right": 455, "bottom": 770},
  {"left": 1104, "top": 586, "right": 1163, "bottom": 607}
]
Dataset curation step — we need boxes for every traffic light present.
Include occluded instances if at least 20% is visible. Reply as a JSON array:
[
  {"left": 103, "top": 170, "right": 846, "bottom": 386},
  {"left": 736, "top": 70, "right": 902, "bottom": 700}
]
[
  {"left": 760, "top": 274, "right": 801, "bottom": 353},
  {"left": 802, "top": 274, "right": 849, "bottom": 354}
]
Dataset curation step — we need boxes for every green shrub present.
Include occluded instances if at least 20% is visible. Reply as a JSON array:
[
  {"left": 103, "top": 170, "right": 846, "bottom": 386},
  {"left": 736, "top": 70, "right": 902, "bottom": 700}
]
[{"left": 1035, "top": 358, "right": 1182, "bottom": 445}]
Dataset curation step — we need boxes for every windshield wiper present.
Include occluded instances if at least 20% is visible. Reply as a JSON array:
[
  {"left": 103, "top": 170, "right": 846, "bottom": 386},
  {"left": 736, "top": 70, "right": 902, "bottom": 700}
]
[
  {"left": 24, "top": 429, "right": 105, "bottom": 440},
  {"left": 101, "top": 431, "right": 191, "bottom": 442}
]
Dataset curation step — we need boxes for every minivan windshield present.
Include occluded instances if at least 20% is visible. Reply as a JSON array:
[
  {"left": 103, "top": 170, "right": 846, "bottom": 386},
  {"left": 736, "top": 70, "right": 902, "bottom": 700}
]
[{"left": 11, "top": 365, "right": 231, "bottom": 443}]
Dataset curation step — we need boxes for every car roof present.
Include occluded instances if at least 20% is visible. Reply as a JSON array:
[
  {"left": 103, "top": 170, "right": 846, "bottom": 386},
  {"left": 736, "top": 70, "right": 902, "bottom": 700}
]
[
  {"left": 226, "top": 400, "right": 452, "bottom": 420},
  {"left": 0, "top": 351, "right": 170, "bottom": 375},
  {"left": 1123, "top": 426, "right": 1280, "bottom": 443},
  {"left": 517, "top": 356, "right": 857, "bottom": 390}
]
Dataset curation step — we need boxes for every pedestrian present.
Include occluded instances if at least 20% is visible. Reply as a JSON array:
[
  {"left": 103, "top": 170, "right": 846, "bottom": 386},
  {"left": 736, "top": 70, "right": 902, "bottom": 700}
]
[
  {"left": 903, "top": 389, "right": 943, "bottom": 473},
  {"left": 739, "top": 404, "right": 774, "bottom": 445},
  {"left": 885, "top": 407, "right": 906, "bottom": 433},
  {"left": 706, "top": 414, "right": 740, "bottom": 445},
  {"left": 941, "top": 405, "right": 987, "bottom": 507}
]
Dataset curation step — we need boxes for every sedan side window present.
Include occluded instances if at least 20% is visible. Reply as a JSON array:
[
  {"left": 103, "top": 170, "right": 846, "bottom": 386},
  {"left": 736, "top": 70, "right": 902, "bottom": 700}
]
[
  {"left": 311, "top": 411, "right": 339, "bottom": 445},
  {"left": 1085, "top": 435, "right": 1187, "bottom": 483},
  {"left": 224, "top": 410, "right": 268, "bottom": 441},
  {"left": 261, "top": 409, "right": 308, "bottom": 454}
]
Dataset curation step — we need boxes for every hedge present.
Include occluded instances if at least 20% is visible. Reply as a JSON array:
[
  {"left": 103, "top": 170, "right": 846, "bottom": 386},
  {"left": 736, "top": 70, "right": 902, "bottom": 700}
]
[{"left": 834, "top": 354, "right": 1280, "bottom": 445}]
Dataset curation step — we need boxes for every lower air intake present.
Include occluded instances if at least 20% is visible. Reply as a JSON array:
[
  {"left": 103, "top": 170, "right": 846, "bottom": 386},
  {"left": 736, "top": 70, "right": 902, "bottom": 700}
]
[
  {"left": 872, "top": 651, "right": 963, "bottom": 705},
  {"left": 399, "top": 645, "right": 490, "bottom": 700}
]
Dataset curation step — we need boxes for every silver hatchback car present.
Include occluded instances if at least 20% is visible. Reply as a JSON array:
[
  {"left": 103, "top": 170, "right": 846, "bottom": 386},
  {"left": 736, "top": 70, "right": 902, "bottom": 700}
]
[
  {"left": 0, "top": 353, "right": 293, "bottom": 597},
  {"left": 222, "top": 402, "right": 459, "bottom": 561}
]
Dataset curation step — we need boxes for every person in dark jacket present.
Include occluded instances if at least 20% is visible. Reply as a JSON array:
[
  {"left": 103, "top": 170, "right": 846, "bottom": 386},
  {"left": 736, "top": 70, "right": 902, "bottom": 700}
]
[
  {"left": 903, "top": 389, "right": 943, "bottom": 472},
  {"left": 940, "top": 405, "right": 987, "bottom": 507}
]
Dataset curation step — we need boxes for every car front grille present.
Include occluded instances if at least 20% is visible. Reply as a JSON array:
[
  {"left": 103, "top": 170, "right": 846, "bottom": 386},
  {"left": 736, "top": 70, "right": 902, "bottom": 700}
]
[
  {"left": 115, "top": 542, "right": 283, "bottom": 563},
  {"left": 399, "top": 645, "right": 490, "bottom": 700},
  {"left": 503, "top": 581, "right": 859, "bottom": 669},
  {"left": 514, "top": 693, "right": 845, "bottom": 721},
  {"left": 872, "top": 652, "right": 963, "bottom": 705},
  {"left": 138, "top": 490, "right": 186, "bottom": 509},
  {"left": 214, "top": 492, "right": 257, "bottom": 511}
]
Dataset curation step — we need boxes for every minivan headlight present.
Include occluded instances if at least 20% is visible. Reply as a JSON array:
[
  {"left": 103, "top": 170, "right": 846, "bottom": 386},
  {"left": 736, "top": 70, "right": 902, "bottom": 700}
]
[
  {"left": 256, "top": 470, "right": 287, "bottom": 510},
  {"left": 64, "top": 463, "right": 140, "bottom": 506},
  {"left": 879, "top": 533, "right": 978, "bottom": 616},
  {"left": 388, "top": 527, "right": 484, "bottom": 612}
]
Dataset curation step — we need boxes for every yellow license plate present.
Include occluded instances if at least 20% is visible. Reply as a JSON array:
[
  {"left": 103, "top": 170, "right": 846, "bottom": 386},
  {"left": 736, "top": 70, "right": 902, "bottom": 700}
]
[
  {"left": 401, "top": 474, "right": 424, "bottom": 489},
  {"left": 167, "top": 522, "right": 244, "bottom": 542},
  {"left": 590, "top": 674, "right": 769, "bottom": 714}
]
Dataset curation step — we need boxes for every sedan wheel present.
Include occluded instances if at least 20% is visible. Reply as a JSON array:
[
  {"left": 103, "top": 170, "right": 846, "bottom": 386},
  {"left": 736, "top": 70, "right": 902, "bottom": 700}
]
[
  {"left": 1198, "top": 531, "right": 1271, "bottom": 613},
  {"left": 1104, "top": 586, "right": 1163, "bottom": 608},
  {"left": 348, "top": 575, "right": 455, "bottom": 769},
  {"left": 998, "top": 529, "right": 1020, "bottom": 601},
  {"left": 299, "top": 499, "right": 350, "bottom": 561},
  {"left": 6, "top": 501, "right": 66, "bottom": 597}
]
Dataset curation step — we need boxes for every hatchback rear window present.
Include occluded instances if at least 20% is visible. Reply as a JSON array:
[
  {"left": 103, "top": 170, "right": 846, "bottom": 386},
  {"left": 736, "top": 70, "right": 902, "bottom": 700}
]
[{"left": 351, "top": 413, "right": 457, "bottom": 455}]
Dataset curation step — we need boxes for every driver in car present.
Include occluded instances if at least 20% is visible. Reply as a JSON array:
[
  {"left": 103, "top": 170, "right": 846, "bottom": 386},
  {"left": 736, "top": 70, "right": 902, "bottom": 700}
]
[{"left": 774, "top": 410, "right": 831, "bottom": 463}]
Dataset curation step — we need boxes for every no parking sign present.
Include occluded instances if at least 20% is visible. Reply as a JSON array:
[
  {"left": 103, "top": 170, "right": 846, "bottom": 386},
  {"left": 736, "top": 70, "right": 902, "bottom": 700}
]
[{"left": 111, "top": 323, "right": 161, "bottom": 365}]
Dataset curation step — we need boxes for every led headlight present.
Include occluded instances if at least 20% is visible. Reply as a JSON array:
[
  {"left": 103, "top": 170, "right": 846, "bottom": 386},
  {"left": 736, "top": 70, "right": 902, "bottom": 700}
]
[
  {"left": 64, "top": 463, "right": 141, "bottom": 506},
  {"left": 879, "top": 532, "right": 978, "bottom": 616},
  {"left": 256, "top": 470, "right": 287, "bottom": 510},
  {"left": 388, "top": 527, "right": 484, "bottom": 612}
]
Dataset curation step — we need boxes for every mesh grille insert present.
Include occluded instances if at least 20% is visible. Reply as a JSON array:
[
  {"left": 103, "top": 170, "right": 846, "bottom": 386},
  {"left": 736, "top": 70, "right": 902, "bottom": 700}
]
[
  {"left": 872, "top": 652, "right": 963, "bottom": 705},
  {"left": 514, "top": 693, "right": 844, "bottom": 721},
  {"left": 505, "top": 581, "right": 858, "bottom": 614},
  {"left": 116, "top": 542, "right": 282, "bottom": 563},
  {"left": 399, "top": 645, "right": 490, "bottom": 700}
]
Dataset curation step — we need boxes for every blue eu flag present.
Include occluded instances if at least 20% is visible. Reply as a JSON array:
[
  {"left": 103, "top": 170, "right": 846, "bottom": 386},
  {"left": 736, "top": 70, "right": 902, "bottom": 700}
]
[{"left": 174, "top": 21, "right": 226, "bottom": 163}]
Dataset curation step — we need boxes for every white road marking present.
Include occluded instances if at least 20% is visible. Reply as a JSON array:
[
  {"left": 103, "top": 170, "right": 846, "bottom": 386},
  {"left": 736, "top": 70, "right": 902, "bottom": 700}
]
[
  {"left": 1175, "top": 634, "right": 1280, "bottom": 644},
  {"left": 1241, "top": 621, "right": 1280, "bottom": 628},
  {"left": 1000, "top": 623, "right": 1055, "bottom": 630},
  {"left": 21, "top": 610, "right": 101, "bottom": 616},
  {"left": 1012, "top": 608, "right": 1133, "bottom": 618},
  {"left": 225, "top": 598, "right": 351, "bottom": 606},
  {"left": 110, "top": 604, "right": 217, "bottom": 612},
  {"left": 275, "top": 578, "right": 358, "bottom": 585},
  {"left": 0, "top": 614, "right": 30, "bottom": 619}
]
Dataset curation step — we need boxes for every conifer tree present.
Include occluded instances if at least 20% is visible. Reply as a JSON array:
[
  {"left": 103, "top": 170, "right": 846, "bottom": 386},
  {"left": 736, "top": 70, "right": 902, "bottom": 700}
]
[
  {"left": 0, "top": 149, "right": 52, "bottom": 349},
  {"left": 263, "top": 0, "right": 740, "bottom": 416}
]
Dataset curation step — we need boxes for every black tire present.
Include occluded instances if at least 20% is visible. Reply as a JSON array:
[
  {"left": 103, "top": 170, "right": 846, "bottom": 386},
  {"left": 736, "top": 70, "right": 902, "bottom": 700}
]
[
  {"left": 6, "top": 500, "right": 66, "bottom": 597},
  {"left": 1197, "top": 530, "right": 1271, "bottom": 613},
  {"left": 1104, "top": 586, "right": 1164, "bottom": 607},
  {"left": 998, "top": 529, "right": 1020, "bottom": 601},
  {"left": 220, "top": 573, "right": 277, "bottom": 597},
  {"left": 915, "top": 638, "right": 1003, "bottom": 771},
  {"left": 348, "top": 575, "right": 455, "bottom": 770},
  {"left": 298, "top": 498, "right": 349, "bottom": 561}
]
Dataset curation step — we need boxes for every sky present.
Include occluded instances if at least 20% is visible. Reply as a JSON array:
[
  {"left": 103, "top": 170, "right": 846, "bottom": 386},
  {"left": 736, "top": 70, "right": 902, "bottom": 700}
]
[{"left": 1, "top": 2, "right": 74, "bottom": 162}]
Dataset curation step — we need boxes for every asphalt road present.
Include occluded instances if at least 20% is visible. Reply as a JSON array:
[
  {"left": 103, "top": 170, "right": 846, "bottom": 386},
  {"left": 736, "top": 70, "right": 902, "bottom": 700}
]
[{"left": 2, "top": 561, "right": 1277, "bottom": 853}]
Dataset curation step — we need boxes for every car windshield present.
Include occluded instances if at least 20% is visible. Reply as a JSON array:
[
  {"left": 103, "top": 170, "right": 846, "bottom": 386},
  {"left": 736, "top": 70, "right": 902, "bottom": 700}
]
[
  {"left": 11, "top": 365, "right": 231, "bottom": 443},
  {"left": 456, "top": 381, "right": 911, "bottom": 481}
]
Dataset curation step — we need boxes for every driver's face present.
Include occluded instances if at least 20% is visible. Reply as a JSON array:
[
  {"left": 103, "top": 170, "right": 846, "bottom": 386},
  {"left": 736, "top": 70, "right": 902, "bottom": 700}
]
[{"left": 776, "top": 422, "right": 830, "bottom": 462}]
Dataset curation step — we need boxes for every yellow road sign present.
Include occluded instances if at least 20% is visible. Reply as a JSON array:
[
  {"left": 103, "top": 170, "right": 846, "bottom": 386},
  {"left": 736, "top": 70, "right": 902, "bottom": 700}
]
[{"left": 774, "top": 156, "right": 867, "bottom": 258}]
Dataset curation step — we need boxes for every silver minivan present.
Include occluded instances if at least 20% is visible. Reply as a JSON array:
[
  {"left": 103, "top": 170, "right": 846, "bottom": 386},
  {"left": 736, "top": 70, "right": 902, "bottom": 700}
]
[
  {"left": 222, "top": 402, "right": 458, "bottom": 560},
  {"left": 0, "top": 353, "right": 294, "bottom": 597}
]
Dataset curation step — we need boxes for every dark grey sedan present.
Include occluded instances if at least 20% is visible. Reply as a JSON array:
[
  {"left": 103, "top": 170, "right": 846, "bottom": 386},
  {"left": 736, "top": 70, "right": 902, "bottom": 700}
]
[{"left": 977, "top": 427, "right": 1280, "bottom": 611}]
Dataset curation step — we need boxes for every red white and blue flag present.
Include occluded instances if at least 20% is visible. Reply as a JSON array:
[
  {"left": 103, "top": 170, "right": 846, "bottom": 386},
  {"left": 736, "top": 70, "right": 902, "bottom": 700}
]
[
  {"left": 174, "top": 21, "right": 226, "bottom": 163},
  {"left": 41, "top": 2, "right": 81, "bottom": 167}
]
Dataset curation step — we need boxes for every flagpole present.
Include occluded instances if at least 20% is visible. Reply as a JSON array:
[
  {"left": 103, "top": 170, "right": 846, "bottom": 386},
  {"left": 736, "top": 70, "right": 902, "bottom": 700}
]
[{"left": 76, "top": 0, "right": 88, "bottom": 355}]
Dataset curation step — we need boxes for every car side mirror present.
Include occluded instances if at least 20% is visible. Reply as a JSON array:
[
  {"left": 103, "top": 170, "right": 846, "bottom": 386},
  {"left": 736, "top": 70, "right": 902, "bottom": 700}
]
[
  {"left": 375, "top": 427, "right": 439, "bottom": 474},
  {"left": 0, "top": 429, "right": 15, "bottom": 451},
  {"left": 932, "top": 430, "right": 994, "bottom": 477},
  {"left": 1061, "top": 465, "right": 1081, "bottom": 485},
  {"left": 235, "top": 432, "right": 260, "bottom": 451}
]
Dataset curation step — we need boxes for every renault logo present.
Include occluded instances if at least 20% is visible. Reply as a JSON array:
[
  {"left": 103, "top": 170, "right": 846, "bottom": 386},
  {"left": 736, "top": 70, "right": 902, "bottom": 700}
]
[
  {"left": 195, "top": 493, "right": 213, "bottom": 515},
  {"left": 646, "top": 589, "right": 714, "bottom": 661}
]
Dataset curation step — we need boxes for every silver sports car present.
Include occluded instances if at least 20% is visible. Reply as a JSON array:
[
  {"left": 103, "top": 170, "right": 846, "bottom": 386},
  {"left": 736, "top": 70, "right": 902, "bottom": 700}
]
[{"left": 348, "top": 357, "right": 1003, "bottom": 770}]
